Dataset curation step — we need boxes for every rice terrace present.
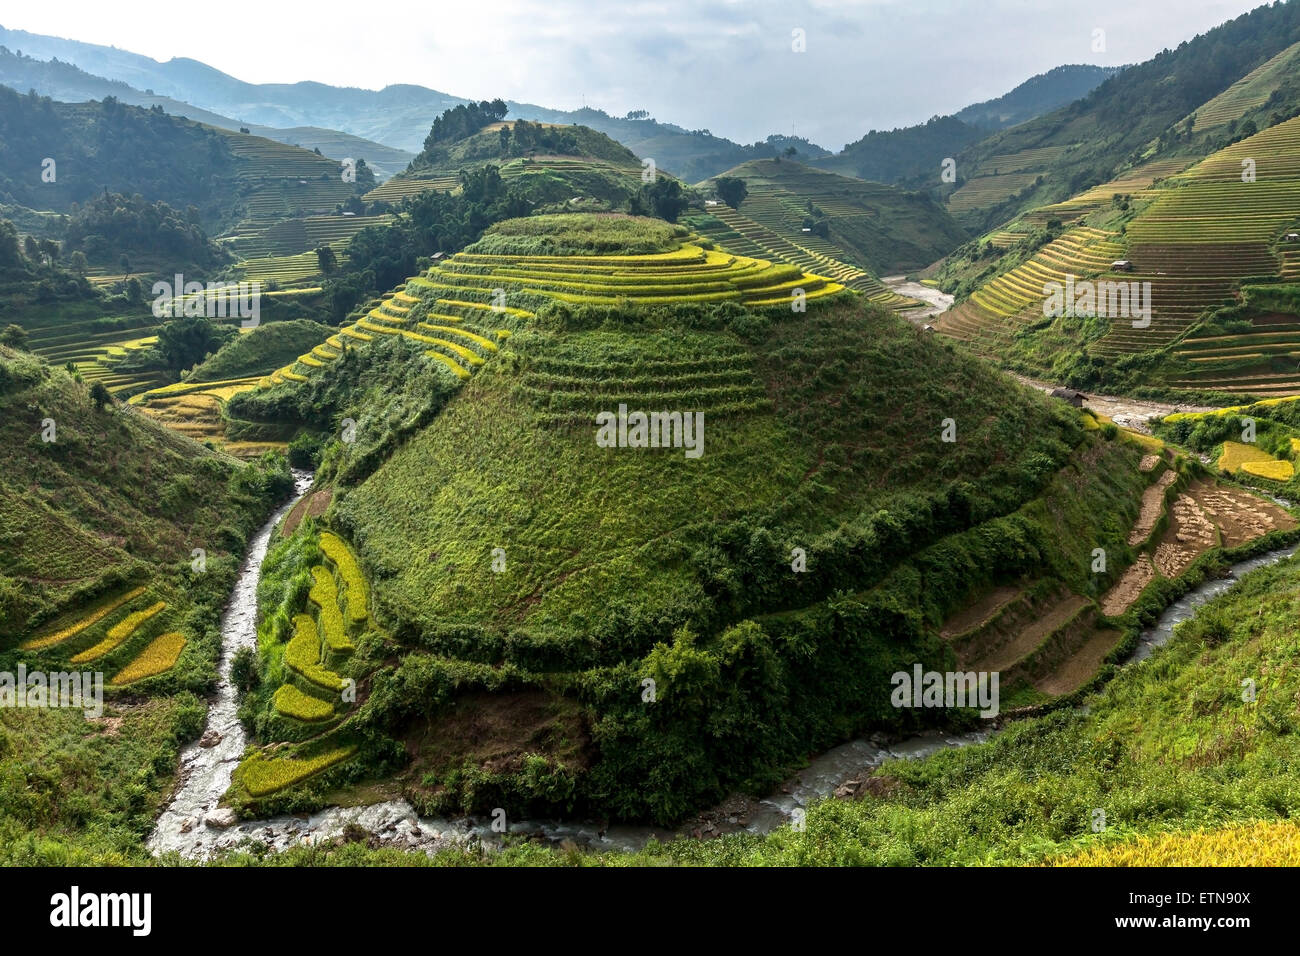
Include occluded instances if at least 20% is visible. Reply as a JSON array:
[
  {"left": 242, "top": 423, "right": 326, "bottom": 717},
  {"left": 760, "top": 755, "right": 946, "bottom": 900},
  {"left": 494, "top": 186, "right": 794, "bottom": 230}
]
[{"left": 3, "top": 0, "right": 1300, "bottom": 930}]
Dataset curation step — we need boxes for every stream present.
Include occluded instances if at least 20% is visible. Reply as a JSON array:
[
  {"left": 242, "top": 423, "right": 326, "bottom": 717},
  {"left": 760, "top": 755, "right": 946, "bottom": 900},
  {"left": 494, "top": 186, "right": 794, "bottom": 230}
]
[{"left": 148, "top": 478, "right": 1300, "bottom": 860}]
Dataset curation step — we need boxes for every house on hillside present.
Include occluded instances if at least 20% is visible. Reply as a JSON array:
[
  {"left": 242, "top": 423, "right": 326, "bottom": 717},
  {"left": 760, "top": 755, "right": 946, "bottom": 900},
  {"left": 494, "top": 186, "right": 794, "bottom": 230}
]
[
  {"left": 1112, "top": 260, "right": 1133, "bottom": 272},
  {"left": 1050, "top": 387, "right": 1087, "bottom": 407},
  {"left": 1285, "top": 232, "right": 1300, "bottom": 242}
]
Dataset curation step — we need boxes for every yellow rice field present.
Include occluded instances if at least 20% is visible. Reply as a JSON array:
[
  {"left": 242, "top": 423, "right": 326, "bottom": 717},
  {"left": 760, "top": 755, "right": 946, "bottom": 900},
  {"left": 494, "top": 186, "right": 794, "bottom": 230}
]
[{"left": 111, "top": 631, "right": 187, "bottom": 684}]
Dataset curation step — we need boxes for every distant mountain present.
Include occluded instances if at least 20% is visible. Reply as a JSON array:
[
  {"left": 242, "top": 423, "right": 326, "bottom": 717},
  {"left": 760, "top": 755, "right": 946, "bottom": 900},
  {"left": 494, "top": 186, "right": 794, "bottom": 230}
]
[
  {"left": 0, "top": 86, "right": 370, "bottom": 233},
  {"left": 0, "top": 25, "right": 827, "bottom": 181},
  {"left": 0, "top": 46, "right": 415, "bottom": 177},
  {"left": 500, "top": 105, "right": 830, "bottom": 183},
  {"left": 945, "top": 0, "right": 1300, "bottom": 230},
  {"left": 815, "top": 65, "right": 1122, "bottom": 186},
  {"left": 953, "top": 65, "right": 1124, "bottom": 131}
]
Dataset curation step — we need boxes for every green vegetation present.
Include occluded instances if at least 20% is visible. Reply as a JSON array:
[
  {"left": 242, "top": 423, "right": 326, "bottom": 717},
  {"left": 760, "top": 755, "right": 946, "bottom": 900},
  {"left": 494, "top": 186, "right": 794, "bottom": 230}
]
[
  {"left": 188, "top": 319, "right": 334, "bottom": 382},
  {"left": 816, "top": 66, "right": 1121, "bottom": 186},
  {"left": 64, "top": 192, "right": 226, "bottom": 269},
  {"left": 940, "top": 3, "right": 1300, "bottom": 232},
  {"left": 0, "top": 341, "right": 289, "bottom": 862},
  {"left": 934, "top": 107, "right": 1300, "bottom": 396},
  {"left": 233, "top": 213, "right": 1164, "bottom": 823},
  {"left": 701, "top": 159, "right": 967, "bottom": 276}
]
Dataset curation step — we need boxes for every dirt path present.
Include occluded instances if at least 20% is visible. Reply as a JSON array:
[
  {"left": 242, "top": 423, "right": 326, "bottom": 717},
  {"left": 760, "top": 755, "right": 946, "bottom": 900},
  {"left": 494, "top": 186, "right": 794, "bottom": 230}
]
[
  {"left": 1012, "top": 374, "right": 1215, "bottom": 432},
  {"left": 882, "top": 276, "right": 954, "bottom": 319}
]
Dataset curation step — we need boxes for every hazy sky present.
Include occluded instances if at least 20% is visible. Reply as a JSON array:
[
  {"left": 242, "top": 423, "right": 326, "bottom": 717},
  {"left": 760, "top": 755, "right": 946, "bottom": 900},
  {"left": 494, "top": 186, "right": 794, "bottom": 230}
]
[{"left": 2, "top": 0, "right": 1270, "bottom": 148}]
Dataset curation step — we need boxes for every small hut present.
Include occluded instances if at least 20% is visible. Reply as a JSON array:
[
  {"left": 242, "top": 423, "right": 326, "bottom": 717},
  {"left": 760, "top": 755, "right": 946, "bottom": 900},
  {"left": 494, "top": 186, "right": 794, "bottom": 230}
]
[{"left": 1050, "top": 387, "right": 1087, "bottom": 407}]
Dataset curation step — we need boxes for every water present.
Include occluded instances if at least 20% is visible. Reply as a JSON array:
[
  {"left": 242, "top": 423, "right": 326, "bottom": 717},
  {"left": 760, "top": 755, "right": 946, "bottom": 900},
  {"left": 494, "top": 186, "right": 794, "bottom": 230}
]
[
  {"left": 147, "top": 469, "right": 313, "bottom": 856},
  {"left": 148, "top": 477, "right": 1300, "bottom": 859},
  {"left": 1125, "top": 543, "right": 1299, "bottom": 664}
]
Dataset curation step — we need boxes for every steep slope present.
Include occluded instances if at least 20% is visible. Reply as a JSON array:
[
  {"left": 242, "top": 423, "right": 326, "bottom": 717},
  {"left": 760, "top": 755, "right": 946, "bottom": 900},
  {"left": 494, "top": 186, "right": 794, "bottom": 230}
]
[
  {"left": 0, "top": 342, "right": 290, "bottom": 861},
  {"left": 208, "top": 213, "right": 1228, "bottom": 826},
  {"left": 939, "top": 1, "right": 1300, "bottom": 231},
  {"left": 696, "top": 159, "right": 967, "bottom": 276},
  {"left": 0, "top": 87, "right": 371, "bottom": 234},
  {"left": 816, "top": 65, "right": 1121, "bottom": 185},
  {"left": 935, "top": 114, "right": 1300, "bottom": 394},
  {"left": 0, "top": 344, "right": 289, "bottom": 636}
]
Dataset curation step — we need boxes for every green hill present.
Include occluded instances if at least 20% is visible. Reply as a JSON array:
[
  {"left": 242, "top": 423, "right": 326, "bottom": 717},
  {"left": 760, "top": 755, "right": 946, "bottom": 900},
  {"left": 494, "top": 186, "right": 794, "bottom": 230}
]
[
  {"left": 937, "top": 3, "right": 1300, "bottom": 232},
  {"left": 0, "top": 342, "right": 289, "bottom": 861},
  {"left": 0, "top": 86, "right": 374, "bottom": 237},
  {"left": 934, "top": 113, "right": 1300, "bottom": 396},
  {"left": 370, "top": 105, "right": 650, "bottom": 211},
  {"left": 188, "top": 319, "right": 335, "bottom": 383},
  {"left": 816, "top": 66, "right": 1121, "bottom": 186},
  {"left": 206, "top": 212, "right": 1256, "bottom": 826},
  {"left": 696, "top": 159, "right": 967, "bottom": 277}
]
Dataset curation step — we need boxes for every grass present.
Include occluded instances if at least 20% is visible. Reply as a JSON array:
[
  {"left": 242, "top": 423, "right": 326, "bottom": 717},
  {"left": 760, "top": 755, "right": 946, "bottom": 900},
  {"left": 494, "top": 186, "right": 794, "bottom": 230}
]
[
  {"left": 188, "top": 320, "right": 335, "bottom": 383},
  {"left": 320, "top": 288, "right": 1134, "bottom": 822}
]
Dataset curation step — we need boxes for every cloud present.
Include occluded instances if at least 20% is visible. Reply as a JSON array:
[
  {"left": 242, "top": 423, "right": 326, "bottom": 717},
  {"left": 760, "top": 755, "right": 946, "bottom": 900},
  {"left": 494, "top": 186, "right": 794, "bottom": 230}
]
[{"left": 2, "top": 0, "right": 1269, "bottom": 150}]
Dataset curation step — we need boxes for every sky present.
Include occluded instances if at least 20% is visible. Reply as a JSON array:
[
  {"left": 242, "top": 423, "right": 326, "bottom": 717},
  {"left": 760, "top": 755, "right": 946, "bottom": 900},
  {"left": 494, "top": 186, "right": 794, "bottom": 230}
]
[{"left": 1, "top": 0, "right": 1271, "bottom": 149}]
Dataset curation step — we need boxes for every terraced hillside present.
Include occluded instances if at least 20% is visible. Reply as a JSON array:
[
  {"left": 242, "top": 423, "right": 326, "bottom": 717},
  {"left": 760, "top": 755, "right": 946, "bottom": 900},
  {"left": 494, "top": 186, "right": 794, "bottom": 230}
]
[
  {"left": 937, "top": 115, "right": 1300, "bottom": 386},
  {"left": 0, "top": 343, "right": 290, "bottom": 862},
  {"left": 1187, "top": 39, "right": 1300, "bottom": 132},
  {"left": 0, "top": 345, "right": 289, "bottom": 639},
  {"left": 937, "top": 225, "right": 1126, "bottom": 351},
  {"left": 363, "top": 172, "right": 460, "bottom": 204},
  {"left": 215, "top": 129, "right": 357, "bottom": 218},
  {"left": 256, "top": 215, "right": 847, "bottom": 390},
  {"left": 212, "top": 212, "right": 1271, "bottom": 828},
  {"left": 934, "top": 2, "right": 1300, "bottom": 232},
  {"left": 221, "top": 214, "right": 393, "bottom": 260},
  {"left": 704, "top": 159, "right": 967, "bottom": 276},
  {"left": 687, "top": 206, "right": 918, "bottom": 311}
]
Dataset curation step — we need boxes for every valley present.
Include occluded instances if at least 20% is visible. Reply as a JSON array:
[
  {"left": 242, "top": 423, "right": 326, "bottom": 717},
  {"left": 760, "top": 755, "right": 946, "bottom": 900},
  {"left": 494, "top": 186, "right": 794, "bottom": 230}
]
[{"left": 5, "top": 0, "right": 1300, "bottom": 886}]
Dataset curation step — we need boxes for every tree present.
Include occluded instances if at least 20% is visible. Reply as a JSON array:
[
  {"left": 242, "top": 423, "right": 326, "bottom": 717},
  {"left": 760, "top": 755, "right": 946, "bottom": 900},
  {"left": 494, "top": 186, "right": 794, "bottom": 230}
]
[
  {"left": 783, "top": 145, "right": 797, "bottom": 158},
  {"left": 89, "top": 382, "right": 112, "bottom": 409},
  {"left": 316, "top": 246, "right": 339, "bottom": 274},
  {"left": 0, "top": 220, "right": 21, "bottom": 268},
  {"left": 154, "top": 315, "right": 234, "bottom": 372},
  {"left": 0, "top": 324, "right": 28, "bottom": 350},
  {"left": 638, "top": 179, "right": 690, "bottom": 223},
  {"left": 715, "top": 177, "right": 748, "bottom": 209}
]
